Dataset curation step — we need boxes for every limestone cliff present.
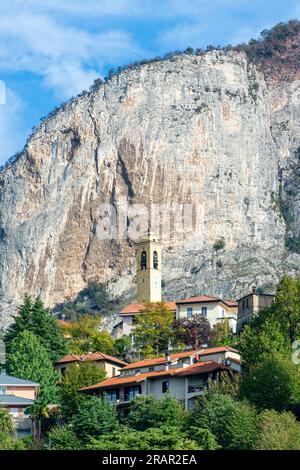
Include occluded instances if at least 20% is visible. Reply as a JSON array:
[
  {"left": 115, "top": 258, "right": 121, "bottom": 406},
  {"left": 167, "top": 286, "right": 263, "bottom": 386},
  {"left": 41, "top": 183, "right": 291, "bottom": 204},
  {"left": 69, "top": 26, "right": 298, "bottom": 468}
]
[{"left": 1, "top": 45, "right": 300, "bottom": 327}]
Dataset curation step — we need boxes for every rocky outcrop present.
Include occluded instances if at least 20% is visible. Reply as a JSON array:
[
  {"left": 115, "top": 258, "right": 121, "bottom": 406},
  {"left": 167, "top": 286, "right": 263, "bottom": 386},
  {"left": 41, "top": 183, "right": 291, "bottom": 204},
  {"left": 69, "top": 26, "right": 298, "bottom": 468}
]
[{"left": 1, "top": 49, "right": 300, "bottom": 327}]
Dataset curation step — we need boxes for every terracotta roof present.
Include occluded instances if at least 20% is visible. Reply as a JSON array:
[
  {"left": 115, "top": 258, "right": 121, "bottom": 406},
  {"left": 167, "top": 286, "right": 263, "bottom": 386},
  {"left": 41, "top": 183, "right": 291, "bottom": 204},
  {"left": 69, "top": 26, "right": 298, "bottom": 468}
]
[
  {"left": 121, "top": 350, "right": 202, "bottom": 370},
  {"left": 120, "top": 346, "right": 239, "bottom": 371},
  {"left": 177, "top": 361, "right": 228, "bottom": 376},
  {"left": 223, "top": 300, "right": 238, "bottom": 307},
  {"left": 80, "top": 361, "right": 227, "bottom": 391},
  {"left": 56, "top": 352, "right": 127, "bottom": 367},
  {"left": 57, "top": 319, "right": 72, "bottom": 328},
  {"left": 199, "top": 346, "right": 239, "bottom": 355},
  {"left": 176, "top": 295, "right": 237, "bottom": 308},
  {"left": 120, "top": 302, "right": 177, "bottom": 315}
]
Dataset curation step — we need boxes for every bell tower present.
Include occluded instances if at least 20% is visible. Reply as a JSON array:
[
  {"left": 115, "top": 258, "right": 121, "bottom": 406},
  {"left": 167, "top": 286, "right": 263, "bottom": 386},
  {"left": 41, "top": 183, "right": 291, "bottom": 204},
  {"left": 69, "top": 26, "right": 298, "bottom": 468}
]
[{"left": 136, "top": 229, "right": 162, "bottom": 304}]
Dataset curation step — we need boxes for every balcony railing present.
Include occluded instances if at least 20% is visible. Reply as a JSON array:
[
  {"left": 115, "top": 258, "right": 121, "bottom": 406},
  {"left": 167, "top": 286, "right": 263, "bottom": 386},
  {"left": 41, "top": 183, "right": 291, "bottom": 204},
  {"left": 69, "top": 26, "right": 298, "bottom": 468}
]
[
  {"left": 105, "top": 393, "right": 141, "bottom": 404},
  {"left": 188, "top": 385, "right": 204, "bottom": 394}
]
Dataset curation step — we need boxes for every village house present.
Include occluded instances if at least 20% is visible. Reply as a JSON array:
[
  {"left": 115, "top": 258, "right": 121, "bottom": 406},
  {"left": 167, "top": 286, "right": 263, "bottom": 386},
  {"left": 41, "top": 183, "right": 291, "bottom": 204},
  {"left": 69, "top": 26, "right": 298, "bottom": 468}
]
[
  {"left": 176, "top": 295, "right": 238, "bottom": 332},
  {"left": 55, "top": 352, "right": 128, "bottom": 377},
  {"left": 0, "top": 370, "right": 39, "bottom": 436},
  {"left": 80, "top": 346, "right": 240, "bottom": 410},
  {"left": 116, "top": 231, "right": 238, "bottom": 338},
  {"left": 236, "top": 286, "right": 275, "bottom": 333}
]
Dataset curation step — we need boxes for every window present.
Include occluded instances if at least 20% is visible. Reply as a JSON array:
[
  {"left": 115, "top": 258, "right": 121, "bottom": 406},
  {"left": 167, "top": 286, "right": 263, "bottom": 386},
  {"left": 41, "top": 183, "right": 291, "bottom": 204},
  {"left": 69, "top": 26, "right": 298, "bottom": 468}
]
[
  {"left": 201, "top": 306, "right": 207, "bottom": 316},
  {"left": 106, "top": 389, "right": 119, "bottom": 402},
  {"left": 221, "top": 309, "right": 225, "bottom": 318},
  {"left": 112, "top": 367, "right": 116, "bottom": 377},
  {"left": 153, "top": 251, "right": 158, "bottom": 269},
  {"left": 135, "top": 369, "right": 141, "bottom": 374},
  {"left": 125, "top": 385, "right": 141, "bottom": 401},
  {"left": 141, "top": 251, "right": 147, "bottom": 270},
  {"left": 149, "top": 366, "right": 154, "bottom": 372},
  {"left": 246, "top": 298, "right": 249, "bottom": 309},
  {"left": 187, "top": 307, "right": 193, "bottom": 318},
  {"left": 162, "top": 380, "right": 169, "bottom": 393},
  {"left": 0, "top": 387, "right": 6, "bottom": 394}
]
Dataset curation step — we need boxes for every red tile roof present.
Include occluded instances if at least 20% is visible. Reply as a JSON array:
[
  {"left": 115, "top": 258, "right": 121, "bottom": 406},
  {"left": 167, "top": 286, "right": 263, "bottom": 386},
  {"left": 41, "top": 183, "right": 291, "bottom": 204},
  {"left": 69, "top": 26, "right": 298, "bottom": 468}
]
[
  {"left": 80, "top": 361, "right": 228, "bottom": 391},
  {"left": 57, "top": 319, "right": 72, "bottom": 328},
  {"left": 177, "top": 361, "right": 228, "bottom": 376},
  {"left": 120, "top": 302, "right": 177, "bottom": 315},
  {"left": 121, "top": 350, "right": 202, "bottom": 370},
  {"left": 176, "top": 295, "right": 237, "bottom": 308},
  {"left": 56, "top": 352, "right": 128, "bottom": 367},
  {"left": 120, "top": 346, "right": 238, "bottom": 371}
]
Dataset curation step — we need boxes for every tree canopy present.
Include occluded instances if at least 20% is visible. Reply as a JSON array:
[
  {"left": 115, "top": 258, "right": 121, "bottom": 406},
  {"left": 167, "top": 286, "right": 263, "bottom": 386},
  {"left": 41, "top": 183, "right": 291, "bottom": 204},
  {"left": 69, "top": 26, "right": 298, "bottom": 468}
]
[
  {"left": 5, "top": 295, "right": 67, "bottom": 362},
  {"left": 60, "top": 362, "right": 106, "bottom": 419},
  {"left": 133, "top": 302, "right": 179, "bottom": 357},
  {"left": 6, "top": 330, "right": 59, "bottom": 405}
]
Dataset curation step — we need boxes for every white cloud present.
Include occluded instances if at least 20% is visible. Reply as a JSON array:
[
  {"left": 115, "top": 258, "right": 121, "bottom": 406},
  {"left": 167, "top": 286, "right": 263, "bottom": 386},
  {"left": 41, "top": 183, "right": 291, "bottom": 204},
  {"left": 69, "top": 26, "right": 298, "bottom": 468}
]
[{"left": 0, "top": 12, "right": 143, "bottom": 99}]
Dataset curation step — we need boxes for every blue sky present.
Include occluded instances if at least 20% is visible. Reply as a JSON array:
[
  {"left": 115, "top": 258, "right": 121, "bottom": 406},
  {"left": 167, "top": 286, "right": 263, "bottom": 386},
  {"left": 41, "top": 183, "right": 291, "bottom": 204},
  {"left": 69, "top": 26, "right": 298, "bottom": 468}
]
[{"left": 0, "top": 0, "right": 300, "bottom": 165}]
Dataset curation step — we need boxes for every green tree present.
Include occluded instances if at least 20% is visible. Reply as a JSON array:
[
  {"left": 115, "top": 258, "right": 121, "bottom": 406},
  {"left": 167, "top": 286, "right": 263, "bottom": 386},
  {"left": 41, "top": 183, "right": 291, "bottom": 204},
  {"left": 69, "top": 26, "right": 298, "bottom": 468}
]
[
  {"left": 133, "top": 302, "right": 179, "bottom": 357},
  {"left": 126, "top": 394, "right": 186, "bottom": 431},
  {"left": 60, "top": 362, "right": 106, "bottom": 419},
  {"left": 210, "top": 370, "right": 241, "bottom": 398},
  {"left": 186, "top": 392, "right": 247, "bottom": 448},
  {"left": 272, "top": 275, "right": 300, "bottom": 342},
  {"left": 47, "top": 425, "right": 82, "bottom": 450},
  {"left": 211, "top": 320, "right": 238, "bottom": 348},
  {"left": 0, "top": 432, "right": 26, "bottom": 450},
  {"left": 67, "top": 315, "right": 115, "bottom": 355},
  {"left": 72, "top": 397, "right": 119, "bottom": 441},
  {"left": 5, "top": 295, "right": 67, "bottom": 362},
  {"left": 239, "top": 318, "right": 289, "bottom": 371},
  {"left": 6, "top": 331, "right": 59, "bottom": 405},
  {"left": 255, "top": 410, "right": 300, "bottom": 450},
  {"left": 226, "top": 401, "right": 258, "bottom": 449},
  {"left": 188, "top": 427, "right": 220, "bottom": 450},
  {"left": 88, "top": 425, "right": 200, "bottom": 450},
  {"left": 0, "top": 406, "right": 14, "bottom": 434},
  {"left": 240, "top": 353, "right": 300, "bottom": 411},
  {"left": 114, "top": 335, "right": 132, "bottom": 357}
]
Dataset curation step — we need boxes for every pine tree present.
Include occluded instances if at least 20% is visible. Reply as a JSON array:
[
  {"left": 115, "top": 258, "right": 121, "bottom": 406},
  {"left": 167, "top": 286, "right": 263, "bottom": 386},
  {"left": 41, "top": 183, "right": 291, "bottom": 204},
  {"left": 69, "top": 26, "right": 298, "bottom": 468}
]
[
  {"left": 5, "top": 295, "right": 67, "bottom": 362},
  {"left": 6, "top": 330, "right": 59, "bottom": 405}
]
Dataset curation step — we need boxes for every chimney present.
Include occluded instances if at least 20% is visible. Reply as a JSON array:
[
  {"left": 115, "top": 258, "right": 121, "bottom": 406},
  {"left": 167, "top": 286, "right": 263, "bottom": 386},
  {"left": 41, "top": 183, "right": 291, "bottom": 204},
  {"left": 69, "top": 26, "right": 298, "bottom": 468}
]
[
  {"left": 0, "top": 368, "right": 6, "bottom": 375},
  {"left": 165, "top": 351, "right": 171, "bottom": 371},
  {"left": 252, "top": 286, "right": 257, "bottom": 295}
]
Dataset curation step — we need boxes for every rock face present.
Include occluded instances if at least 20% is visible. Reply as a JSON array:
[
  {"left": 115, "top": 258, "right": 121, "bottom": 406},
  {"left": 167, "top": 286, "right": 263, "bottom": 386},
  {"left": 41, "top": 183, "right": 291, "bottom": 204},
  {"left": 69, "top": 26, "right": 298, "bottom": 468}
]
[{"left": 1, "top": 50, "right": 300, "bottom": 327}]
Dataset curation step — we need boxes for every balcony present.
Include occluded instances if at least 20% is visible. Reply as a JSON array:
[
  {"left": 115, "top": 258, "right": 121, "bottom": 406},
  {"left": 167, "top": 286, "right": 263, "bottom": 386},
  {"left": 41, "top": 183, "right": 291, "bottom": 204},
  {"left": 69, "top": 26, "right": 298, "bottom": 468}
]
[
  {"left": 187, "top": 384, "right": 206, "bottom": 399},
  {"left": 104, "top": 392, "right": 141, "bottom": 405}
]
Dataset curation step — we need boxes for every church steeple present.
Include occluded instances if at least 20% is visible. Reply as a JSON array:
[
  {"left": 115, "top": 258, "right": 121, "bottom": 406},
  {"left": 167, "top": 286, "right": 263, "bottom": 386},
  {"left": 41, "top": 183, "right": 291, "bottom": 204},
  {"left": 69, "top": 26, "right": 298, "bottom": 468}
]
[{"left": 136, "top": 229, "right": 162, "bottom": 304}]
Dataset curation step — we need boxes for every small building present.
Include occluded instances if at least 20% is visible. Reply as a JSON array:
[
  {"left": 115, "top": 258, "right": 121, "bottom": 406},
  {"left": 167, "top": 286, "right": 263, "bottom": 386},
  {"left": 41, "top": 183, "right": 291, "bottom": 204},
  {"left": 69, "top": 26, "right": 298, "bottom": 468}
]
[
  {"left": 55, "top": 352, "right": 128, "bottom": 377},
  {"left": 176, "top": 295, "right": 238, "bottom": 333},
  {"left": 80, "top": 346, "right": 240, "bottom": 410},
  {"left": 237, "top": 286, "right": 275, "bottom": 333},
  {"left": 0, "top": 371, "right": 39, "bottom": 436}
]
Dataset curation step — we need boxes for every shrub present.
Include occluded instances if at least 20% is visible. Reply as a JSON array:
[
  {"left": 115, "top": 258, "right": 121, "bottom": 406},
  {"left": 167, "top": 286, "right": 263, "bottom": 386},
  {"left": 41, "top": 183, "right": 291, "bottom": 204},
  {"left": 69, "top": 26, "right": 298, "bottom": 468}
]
[
  {"left": 47, "top": 425, "right": 82, "bottom": 450},
  {"left": 72, "top": 397, "right": 119, "bottom": 441},
  {"left": 255, "top": 410, "right": 300, "bottom": 450},
  {"left": 213, "top": 238, "right": 226, "bottom": 251},
  {"left": 126, "top": 395, "right": 186, "bottom": 431},
  {"left": 0, "top": 407, "right": 14, "bottom": 434}
]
